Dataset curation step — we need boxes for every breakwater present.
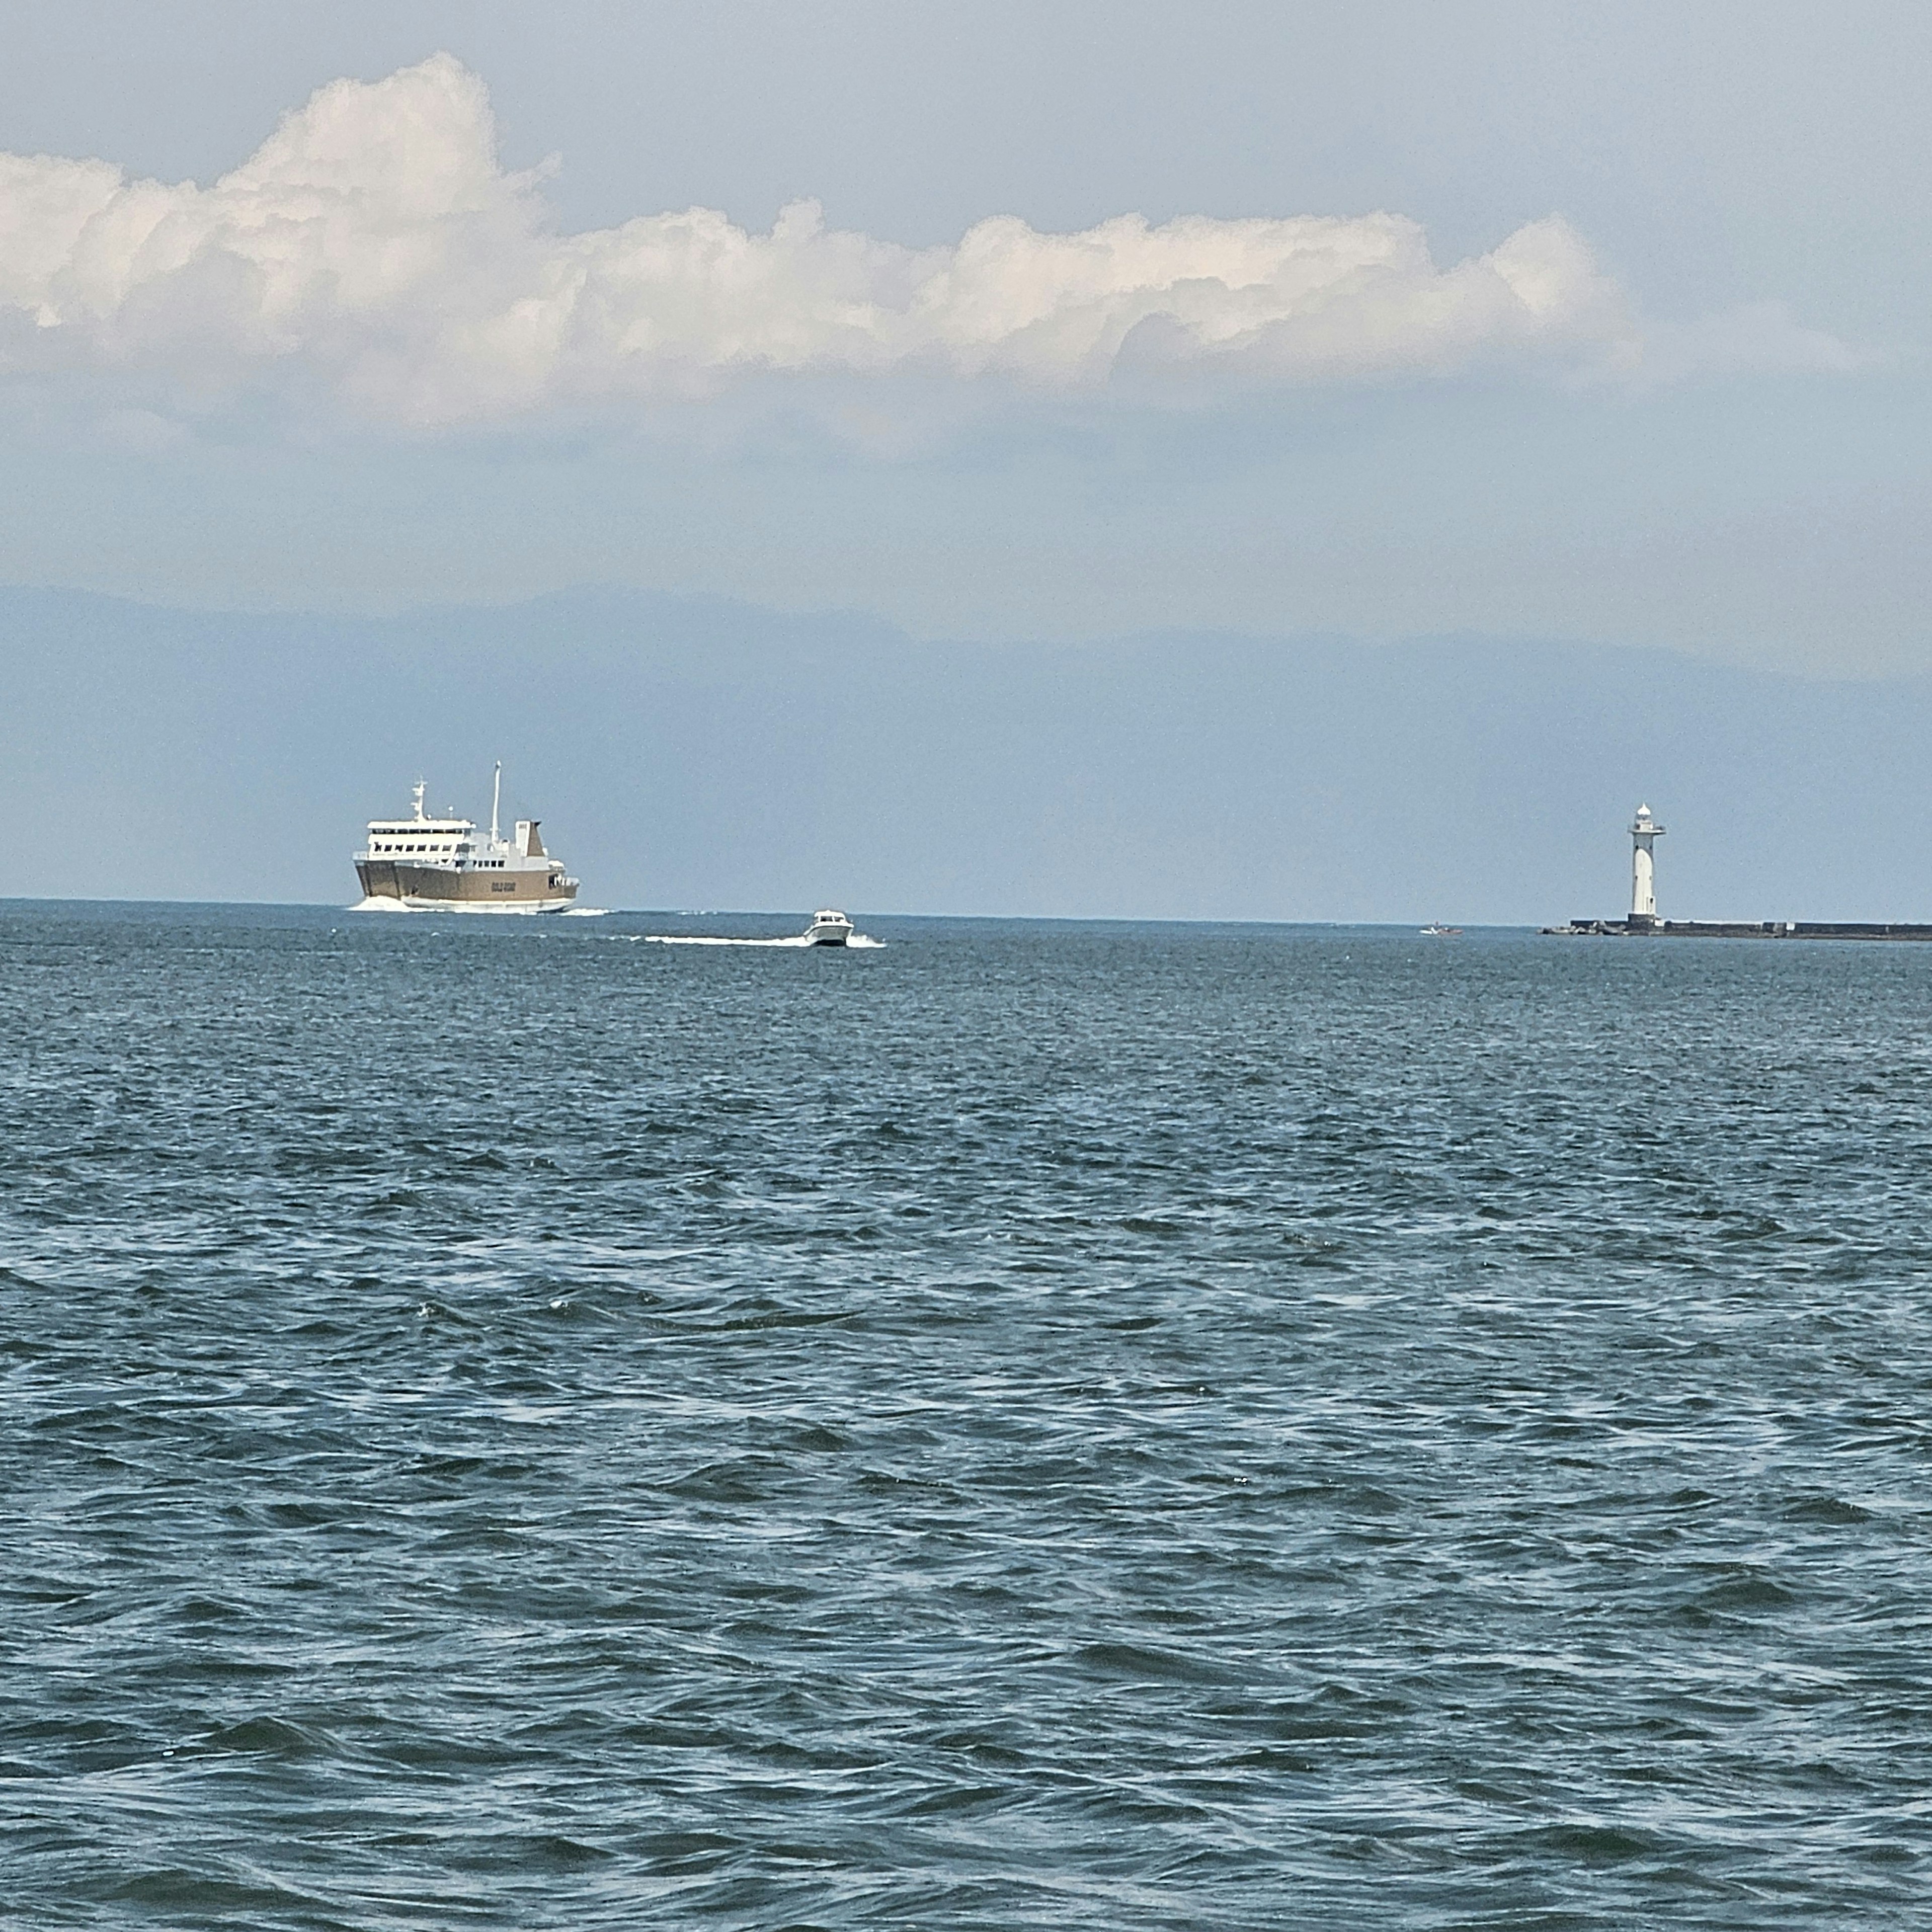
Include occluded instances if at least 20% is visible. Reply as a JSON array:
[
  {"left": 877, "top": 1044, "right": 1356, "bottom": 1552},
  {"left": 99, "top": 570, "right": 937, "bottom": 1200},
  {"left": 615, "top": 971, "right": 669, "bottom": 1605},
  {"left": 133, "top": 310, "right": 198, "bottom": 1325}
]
[{"left": 1547, "top": 916, "right": 1932, "bottom": 939}]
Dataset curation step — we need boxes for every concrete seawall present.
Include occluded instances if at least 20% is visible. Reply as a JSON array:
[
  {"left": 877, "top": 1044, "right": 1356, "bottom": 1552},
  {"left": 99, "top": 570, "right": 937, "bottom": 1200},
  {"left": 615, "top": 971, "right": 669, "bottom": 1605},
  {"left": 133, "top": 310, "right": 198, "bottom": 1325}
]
[{"left": 1545, "top": 918, "right": 1932, "bottom": 940}]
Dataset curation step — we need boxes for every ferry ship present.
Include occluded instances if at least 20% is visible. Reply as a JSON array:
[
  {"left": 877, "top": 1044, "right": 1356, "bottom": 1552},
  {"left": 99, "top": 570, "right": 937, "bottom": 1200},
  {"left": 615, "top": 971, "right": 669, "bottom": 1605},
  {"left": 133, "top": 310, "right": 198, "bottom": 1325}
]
[{"left": 354, "top": 768, "right": 579, "bottom": 913}]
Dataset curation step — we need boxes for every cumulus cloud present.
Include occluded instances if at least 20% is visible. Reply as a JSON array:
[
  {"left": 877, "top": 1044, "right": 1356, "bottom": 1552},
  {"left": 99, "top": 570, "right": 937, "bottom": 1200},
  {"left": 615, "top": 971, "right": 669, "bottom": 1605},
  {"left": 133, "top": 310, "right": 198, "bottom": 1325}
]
[{"left": 0, "top": 54, "right": 1852, "bottom": 430}]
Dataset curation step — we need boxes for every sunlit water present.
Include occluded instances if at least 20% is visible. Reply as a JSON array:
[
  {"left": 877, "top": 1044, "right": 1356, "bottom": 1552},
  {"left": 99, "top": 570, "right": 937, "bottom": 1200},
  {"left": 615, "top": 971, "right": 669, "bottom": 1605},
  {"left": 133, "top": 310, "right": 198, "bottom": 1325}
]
[{"left": 6, "top": 903, "right": 1930, "bottom": 1928}]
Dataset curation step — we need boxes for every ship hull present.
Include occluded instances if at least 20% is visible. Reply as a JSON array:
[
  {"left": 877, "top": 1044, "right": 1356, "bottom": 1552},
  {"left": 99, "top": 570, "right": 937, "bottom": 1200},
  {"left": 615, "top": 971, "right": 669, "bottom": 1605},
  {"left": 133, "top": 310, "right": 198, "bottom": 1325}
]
[{"left": 355, "top": 860, "right": 578, "bottom": 913}]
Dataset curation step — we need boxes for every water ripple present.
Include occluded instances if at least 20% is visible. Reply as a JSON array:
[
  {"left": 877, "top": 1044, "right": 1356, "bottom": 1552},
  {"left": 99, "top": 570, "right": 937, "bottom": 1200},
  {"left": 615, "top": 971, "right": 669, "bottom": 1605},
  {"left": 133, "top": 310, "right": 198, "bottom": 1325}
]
[{"left": 5, "top": 906, "right": 1932, "bottom": 1925}]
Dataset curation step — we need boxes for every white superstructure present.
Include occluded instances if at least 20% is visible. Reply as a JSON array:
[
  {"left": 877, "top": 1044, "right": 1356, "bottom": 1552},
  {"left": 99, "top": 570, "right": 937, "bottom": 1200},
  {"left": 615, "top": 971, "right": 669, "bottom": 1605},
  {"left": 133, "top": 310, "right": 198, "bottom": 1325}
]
[{"left": 354, "top": 768, "right": 579, "bottom": 912}]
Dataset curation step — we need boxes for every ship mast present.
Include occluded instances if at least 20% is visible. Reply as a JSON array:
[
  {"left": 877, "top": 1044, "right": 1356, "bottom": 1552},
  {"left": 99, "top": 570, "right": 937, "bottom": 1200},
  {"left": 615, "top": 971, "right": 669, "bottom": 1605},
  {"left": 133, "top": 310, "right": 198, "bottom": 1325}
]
[{"left": 491, "top": 762, "right": 502, "bottom": 843}]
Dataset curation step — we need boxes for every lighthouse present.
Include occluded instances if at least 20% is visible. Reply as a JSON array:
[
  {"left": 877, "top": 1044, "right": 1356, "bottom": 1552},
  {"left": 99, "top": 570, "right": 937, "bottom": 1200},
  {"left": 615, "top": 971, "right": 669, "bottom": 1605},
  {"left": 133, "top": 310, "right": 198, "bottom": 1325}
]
[{"left": 1630, "top": 804, "right": 1664, "bottom": 924}]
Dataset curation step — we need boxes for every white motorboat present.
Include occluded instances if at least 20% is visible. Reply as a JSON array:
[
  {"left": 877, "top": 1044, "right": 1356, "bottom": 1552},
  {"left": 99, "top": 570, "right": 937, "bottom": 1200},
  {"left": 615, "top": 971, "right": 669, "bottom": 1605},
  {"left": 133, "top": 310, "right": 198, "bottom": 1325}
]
[{"left": 803, "top": 909, "right": 854, "bottom": 946}]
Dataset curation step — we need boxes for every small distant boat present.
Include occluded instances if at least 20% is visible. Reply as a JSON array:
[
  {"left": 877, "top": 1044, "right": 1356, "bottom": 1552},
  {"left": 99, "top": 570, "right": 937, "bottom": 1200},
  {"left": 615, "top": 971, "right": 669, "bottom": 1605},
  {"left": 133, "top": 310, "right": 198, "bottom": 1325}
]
[
  {"left": 803, "top": 909, "right": 854, "bottom": 946},
  {"left": 1420, "top": 922, "right": 1463, "bottom": 937}
]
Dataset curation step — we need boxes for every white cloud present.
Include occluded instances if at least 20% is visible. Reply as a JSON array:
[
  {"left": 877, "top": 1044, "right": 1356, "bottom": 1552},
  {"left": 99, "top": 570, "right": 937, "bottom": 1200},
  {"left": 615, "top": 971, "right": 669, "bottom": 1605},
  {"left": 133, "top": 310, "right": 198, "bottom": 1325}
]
[{"left": 0, "top": 54, "right": 1849, "bottom": 430}]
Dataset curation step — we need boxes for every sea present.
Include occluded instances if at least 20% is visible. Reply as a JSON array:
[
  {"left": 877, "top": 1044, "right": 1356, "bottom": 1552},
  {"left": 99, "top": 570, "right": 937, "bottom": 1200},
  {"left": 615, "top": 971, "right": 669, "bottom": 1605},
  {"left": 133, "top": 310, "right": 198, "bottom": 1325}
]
[{"left": 5, "top": 901, "right": 1930, "bottom": 1929}]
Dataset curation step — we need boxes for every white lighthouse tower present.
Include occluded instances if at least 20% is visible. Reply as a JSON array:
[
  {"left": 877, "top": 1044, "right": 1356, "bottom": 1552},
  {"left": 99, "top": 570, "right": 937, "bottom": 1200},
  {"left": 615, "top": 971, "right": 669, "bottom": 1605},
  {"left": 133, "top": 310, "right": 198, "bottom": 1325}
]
[{"left": 1630, "top": 803, "right": 1664, "bottom": 925}]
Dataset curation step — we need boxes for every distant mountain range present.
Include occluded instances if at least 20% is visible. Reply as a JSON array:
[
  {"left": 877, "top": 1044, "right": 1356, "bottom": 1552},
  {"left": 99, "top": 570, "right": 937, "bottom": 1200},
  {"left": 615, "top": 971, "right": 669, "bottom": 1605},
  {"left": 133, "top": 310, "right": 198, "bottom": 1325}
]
[{"left": 4, "top": 583, "right": 1929, "bottom": 923}]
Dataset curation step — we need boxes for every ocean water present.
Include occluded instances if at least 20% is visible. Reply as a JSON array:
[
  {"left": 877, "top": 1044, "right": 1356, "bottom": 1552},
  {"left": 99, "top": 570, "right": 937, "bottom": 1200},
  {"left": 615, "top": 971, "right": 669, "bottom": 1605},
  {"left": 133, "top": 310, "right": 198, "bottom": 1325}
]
[{"left": 6, "top": 902, "right": 1931, "bottom": 1929}]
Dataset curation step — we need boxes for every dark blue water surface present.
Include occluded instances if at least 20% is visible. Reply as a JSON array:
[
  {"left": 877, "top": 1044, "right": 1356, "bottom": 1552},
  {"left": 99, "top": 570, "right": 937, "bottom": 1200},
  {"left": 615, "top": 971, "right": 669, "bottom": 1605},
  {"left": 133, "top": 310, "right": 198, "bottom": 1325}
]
[{"left": 6, "top": 902, "right": 1932, "bottom": 1928}]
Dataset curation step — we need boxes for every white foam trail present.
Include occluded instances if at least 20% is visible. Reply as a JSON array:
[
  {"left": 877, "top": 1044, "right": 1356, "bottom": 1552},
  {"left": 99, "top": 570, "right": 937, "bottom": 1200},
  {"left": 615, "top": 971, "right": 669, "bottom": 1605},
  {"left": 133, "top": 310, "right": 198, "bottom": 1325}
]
[
  {"left": 641, "top": 933, "right": 816, "bottom": 948},
  {"left": 560, "top": 906, "right": 612, "bottom": 917},
  {"left": 633, "top": 931, "right": 884, "bottom": 949},
  {"left": 349, "top": 896, "right": 415, "bottom": 914}
]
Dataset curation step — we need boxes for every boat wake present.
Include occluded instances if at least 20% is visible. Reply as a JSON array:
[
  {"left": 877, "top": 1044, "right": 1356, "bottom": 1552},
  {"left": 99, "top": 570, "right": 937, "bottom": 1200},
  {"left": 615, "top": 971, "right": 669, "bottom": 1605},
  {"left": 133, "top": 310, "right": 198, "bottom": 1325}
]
[
  {"left": 628, "top": 931, "right": 885, "bottom": 949},
  {"left": 638, "top": 933, "right": 816, "bottom": 948},
  {"left": 560, "top": 906, "right": 613, "bottom": 917}
]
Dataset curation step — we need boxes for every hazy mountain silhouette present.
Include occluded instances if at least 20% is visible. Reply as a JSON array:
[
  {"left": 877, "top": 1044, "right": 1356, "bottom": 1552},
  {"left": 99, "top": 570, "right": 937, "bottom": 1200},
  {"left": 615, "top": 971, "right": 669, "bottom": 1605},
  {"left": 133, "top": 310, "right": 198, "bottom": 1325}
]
[{"left": 5, "top": 584, "right": 1928, "bottom": 922}]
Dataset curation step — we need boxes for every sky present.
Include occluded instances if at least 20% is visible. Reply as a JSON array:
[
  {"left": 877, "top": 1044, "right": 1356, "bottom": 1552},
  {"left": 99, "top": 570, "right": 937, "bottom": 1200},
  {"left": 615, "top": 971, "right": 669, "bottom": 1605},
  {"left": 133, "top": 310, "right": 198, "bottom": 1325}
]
[{"left": 2, "top": 0, "right": 1928, "bottom": 674}]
